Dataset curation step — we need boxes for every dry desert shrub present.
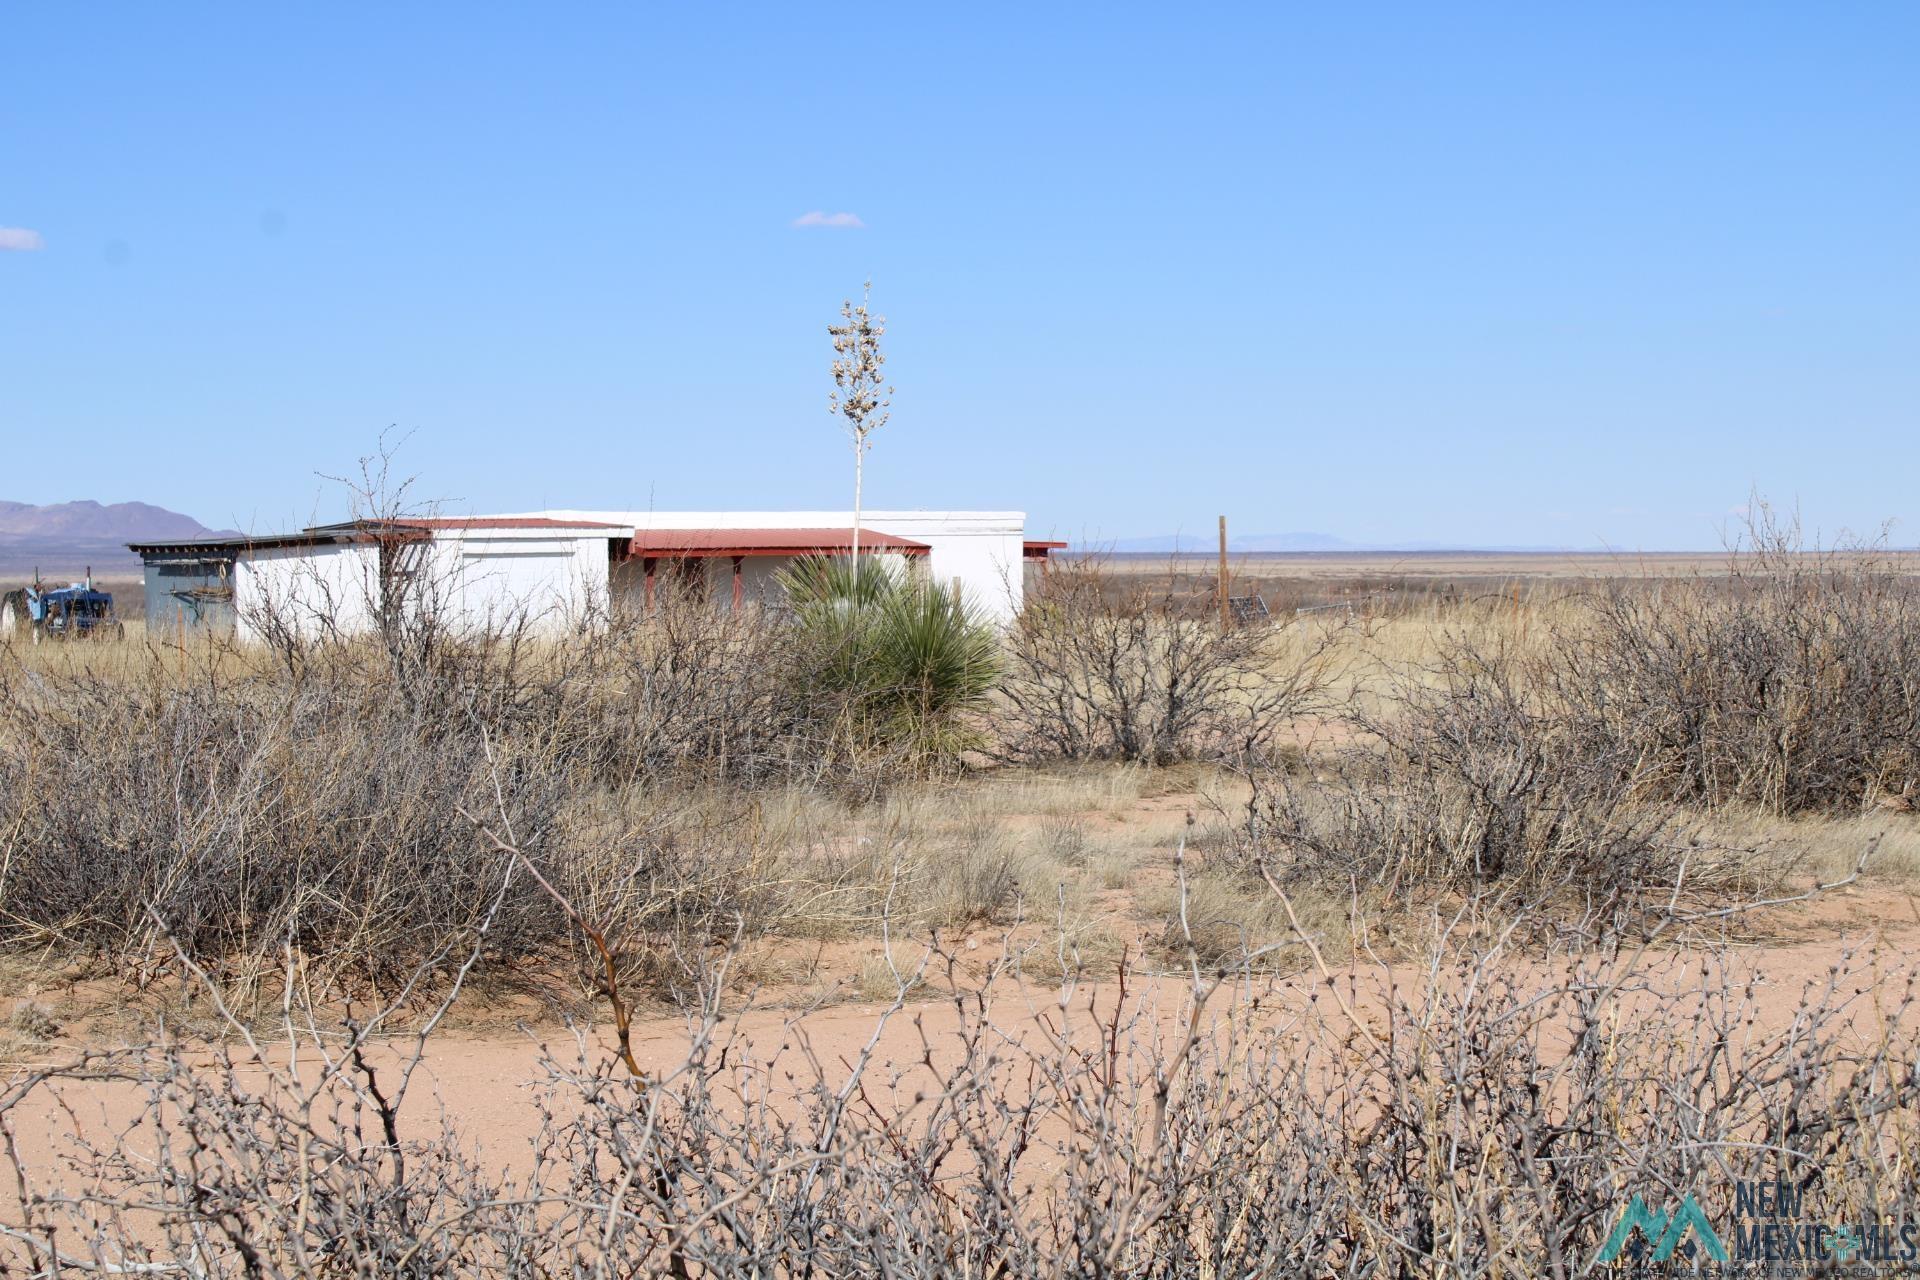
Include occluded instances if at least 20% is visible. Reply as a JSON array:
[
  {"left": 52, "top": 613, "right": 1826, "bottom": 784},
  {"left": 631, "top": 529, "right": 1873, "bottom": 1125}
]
[
  {"left": 1223, "top": 507, "right": 1920, "bottom": 911},
  {"left": 1229, "top": 634, "right": 1770, "bottom": 915},
  {"left": 2, "top": 886, "right": 1914, "bottom": 1278},
  {"left": 997, "top": 555, "right": 1350, "bottom": 766},
  {"left": 5, "top": 492, "right": 1916, "bottom": 1012},
  {"left": 0, "top": 648, "right": 549, "bottom": 987},
  {"left": 0, "top": 528, "right": 1025, "bottom": 992},
  {"left": 0, "top": 592, "right": 893, "bottom": 996},
  {"left": 1540, "top": 510, "right": 1920, "bottom": 816},
  {"left": 532, "top": 581, "right": 810, "bottom": 785}
]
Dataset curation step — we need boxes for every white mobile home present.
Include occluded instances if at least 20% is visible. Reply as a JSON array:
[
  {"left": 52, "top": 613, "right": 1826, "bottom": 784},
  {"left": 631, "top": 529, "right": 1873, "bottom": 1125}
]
[
  {"left": 131, "top": 518, "right": 622, "bottom": 642},
  {"left": 526, "top": 509, "right": 1031, "bottom": 624},
  {"left": 132, "top": 510, "right": 1057, "bottom": 641}
]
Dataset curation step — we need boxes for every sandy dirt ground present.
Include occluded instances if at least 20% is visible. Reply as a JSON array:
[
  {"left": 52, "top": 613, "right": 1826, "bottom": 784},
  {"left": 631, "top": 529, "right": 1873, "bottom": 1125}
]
[{"left": 5, "top": 877, "right": 1915, "bottom": 1199}]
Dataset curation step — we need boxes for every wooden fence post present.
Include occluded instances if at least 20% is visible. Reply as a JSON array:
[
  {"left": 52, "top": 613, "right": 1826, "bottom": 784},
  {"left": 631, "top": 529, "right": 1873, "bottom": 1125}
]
[{"left": 1218, "top": 515, "right": 1231, "bottom": 631}]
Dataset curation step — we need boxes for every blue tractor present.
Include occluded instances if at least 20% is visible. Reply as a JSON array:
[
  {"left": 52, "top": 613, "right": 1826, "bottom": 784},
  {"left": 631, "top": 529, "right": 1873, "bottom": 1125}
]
[{"left": 17, "top": 577, "right": 124, "bottom": 642}]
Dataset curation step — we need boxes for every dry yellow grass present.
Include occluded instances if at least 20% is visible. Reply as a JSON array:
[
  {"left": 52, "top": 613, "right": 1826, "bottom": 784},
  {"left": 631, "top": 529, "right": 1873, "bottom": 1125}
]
[{"left": 1099, "top": 547, "right": 1920, "bottom": 581}]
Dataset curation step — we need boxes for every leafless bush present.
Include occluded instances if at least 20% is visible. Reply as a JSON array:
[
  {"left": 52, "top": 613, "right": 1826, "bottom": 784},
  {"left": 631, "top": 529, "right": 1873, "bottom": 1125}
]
[
  {"left": 1, "top": 670, "right": 465, "bottom": 987},
  {"left": 0, "top": 609, "right": 800, "bottom": 996},
  {"left": 532, "top": 580, "right": 820, "bottom": 786},
  {"left": 1540, "top": 508, "right": 1920, "bottom": 815},
  {"left": 242, "top": 442, "right": 489, "bottom": 708},
  {"left": 1221, "top": 507, "right": 1920, "bottom": 908},
  {"left": 2, "top": 879, "right": 1913, "bottom": 1277},
  {"left": 0, "top": 555, "right": 999, "bottom": 994},
  {"left": 1228, "top": 635, "right": 1768, "bottom": 914},
  {"left": 997, "top": 555, "right": 1349, "bottom": 766}
]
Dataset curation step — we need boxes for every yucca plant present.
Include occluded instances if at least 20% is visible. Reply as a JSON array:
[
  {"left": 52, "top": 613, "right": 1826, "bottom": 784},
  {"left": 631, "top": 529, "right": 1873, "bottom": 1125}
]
[
  {"left": 777, "top": 553, "right": 898, "bottom": 612},
  {"left": 869, "top": 576, "right": 1000, "bottom": 744},
  {"left": 776, "top": 555, "right": 1000, "bottom": 771}
]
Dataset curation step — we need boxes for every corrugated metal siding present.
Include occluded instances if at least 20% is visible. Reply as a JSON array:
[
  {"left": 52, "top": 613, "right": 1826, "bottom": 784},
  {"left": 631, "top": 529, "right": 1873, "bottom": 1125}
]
[{"left": 143, "top": 556, "right": 237, "bottom": 635}]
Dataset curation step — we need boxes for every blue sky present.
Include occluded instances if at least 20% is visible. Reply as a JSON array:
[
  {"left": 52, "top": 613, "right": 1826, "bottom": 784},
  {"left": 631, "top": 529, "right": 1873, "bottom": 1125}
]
[{"left": 3, "top": 5, "right": 1915, "bottom": 549}]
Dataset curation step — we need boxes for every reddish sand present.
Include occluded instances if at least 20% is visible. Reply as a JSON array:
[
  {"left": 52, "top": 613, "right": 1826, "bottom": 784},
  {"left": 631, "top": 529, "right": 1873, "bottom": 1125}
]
[{"left": 5, "top": 882, "right": 1915, "bottom": 1203}]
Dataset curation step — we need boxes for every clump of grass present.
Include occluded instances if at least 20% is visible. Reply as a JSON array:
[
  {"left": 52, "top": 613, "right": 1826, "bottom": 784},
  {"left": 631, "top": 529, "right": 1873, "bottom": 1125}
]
[
  {"left": 1705, "top": 808, "right": 1920, "bottom": 887},
  {"left": 1145, "top": 869, "right": 1296, "bottom": 968},
  {"left": 1017, "top": 918, "right": 1128, "bottom": 983},
  {"left": 6, "top": 998, "right": 60, "bottom": 1043},
  {"left": 852, "top": 945, "right": 928, "bottom": 1002},
  {"left": 1034, "top": 815, "right": 1090, "bottom": 868},
  {"left": 917, "top": 825, "right": 1027, "bottom": 929},
  {"left": 1088, "top": 849, "right": 1138, "bottom": 892}
]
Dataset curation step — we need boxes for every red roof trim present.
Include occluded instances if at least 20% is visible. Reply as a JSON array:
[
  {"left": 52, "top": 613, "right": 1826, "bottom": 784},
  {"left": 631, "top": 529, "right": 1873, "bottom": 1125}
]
[
  {"left": 1023, "top": 540, "right": 1069, "bottom": 559},
  {"left": 624, "top": 528, "right": 931, "bottom": 558}
]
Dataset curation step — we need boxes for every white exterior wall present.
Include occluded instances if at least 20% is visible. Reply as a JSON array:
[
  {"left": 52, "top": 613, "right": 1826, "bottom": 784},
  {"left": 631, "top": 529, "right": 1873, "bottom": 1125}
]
[
  {"left": 227, "top": 528, "right": 610, "bottom": 642},
  {"left": 525, "top": 510, "right": 1028, "bottom": 623},
  {"left": 233, "top": 543, "right": 381, "bottom": 643},
  {"left": 734, "top": 556, "right": 788, "bottom": 609},
  {"left": 861, "top": 512, "right": 1025, "bottom": 623},
  {"left": 434, "top": 530, "right": 610, "bottom": 632}
]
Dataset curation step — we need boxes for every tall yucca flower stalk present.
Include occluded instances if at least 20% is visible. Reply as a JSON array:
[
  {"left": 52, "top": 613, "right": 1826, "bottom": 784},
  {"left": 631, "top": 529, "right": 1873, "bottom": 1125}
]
[{"left": 828, "top": 282, "right": 893, "bottom": 570}]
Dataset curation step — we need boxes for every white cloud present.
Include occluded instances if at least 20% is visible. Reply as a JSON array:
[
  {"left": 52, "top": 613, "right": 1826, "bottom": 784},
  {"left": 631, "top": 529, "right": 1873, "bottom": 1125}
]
[
  {"left": 0, "top": 227, "right": 45, "bottom": 251},
  {"left": 791, "top": 210, "right": 866, "bottom": 229}
]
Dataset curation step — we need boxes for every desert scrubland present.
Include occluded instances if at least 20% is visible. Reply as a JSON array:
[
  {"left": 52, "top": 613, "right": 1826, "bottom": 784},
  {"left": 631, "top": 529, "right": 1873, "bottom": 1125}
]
[{"left": 1, "top": 521, "right": 1918, "bottom": 1275}]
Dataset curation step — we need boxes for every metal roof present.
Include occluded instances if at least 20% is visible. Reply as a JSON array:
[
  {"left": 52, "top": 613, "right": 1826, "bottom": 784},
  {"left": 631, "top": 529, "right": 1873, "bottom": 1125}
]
[
  {"left": 305, "top": 517, "right": 629, "bottom": 533},
  {"left": 127, "top": 530, "right": 374, "bottom": 556},
  {"left": 132, "top": 522, "right": 935, "bottom": 560},
  {"left": 132, "top": 517, "right": 626, "bottom": 557},
  {"left": 1023, "top": 540, "right": 1069, "bottom": 558},
  {"left": 624, "top": 528, "right": 931, "bottom": 558}
]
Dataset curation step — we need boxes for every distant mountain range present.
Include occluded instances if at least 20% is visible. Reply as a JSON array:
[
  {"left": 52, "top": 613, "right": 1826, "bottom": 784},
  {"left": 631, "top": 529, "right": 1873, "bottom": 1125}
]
[
  {"left": 1102, "top": 532, "right": 1580, "bottom": 554},
  {"left": 0, "top": 500, "right": 222, "bottom": 540},
  {"left": 0, "top": 500, "right": 232, "bottom": 577}
]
